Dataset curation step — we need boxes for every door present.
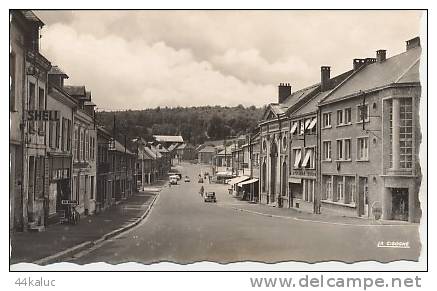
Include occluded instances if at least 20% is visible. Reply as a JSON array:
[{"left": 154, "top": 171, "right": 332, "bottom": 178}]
[{"left": 392, "top": 188, "right": 409, "bottom": 221}]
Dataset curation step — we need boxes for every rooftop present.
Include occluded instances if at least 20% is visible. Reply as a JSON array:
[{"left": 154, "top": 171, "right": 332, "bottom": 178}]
[
  {"left": 320, "top": 45, "right": 421, "bottom": 104},
  {"left": 153, "top": 135, "right": 184, "bottom": 143}
]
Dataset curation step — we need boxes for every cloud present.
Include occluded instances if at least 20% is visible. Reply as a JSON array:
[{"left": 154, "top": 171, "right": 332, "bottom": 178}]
[
  {"left": 41, "top": 23, "right": 276, "bottom": 109},
  {"left": 36, "top": 10, "right": 422, "bottom": 109}
]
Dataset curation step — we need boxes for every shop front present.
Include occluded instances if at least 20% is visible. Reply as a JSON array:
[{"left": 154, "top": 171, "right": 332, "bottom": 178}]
[{"left": 47, "top": 154, "right": 72, "bottom": 224}]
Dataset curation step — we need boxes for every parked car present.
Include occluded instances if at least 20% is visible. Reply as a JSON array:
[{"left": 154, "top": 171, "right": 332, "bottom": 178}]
[
  {"left": 204, "top": 192, "right": 216, "bottom": 203},
  {"left": 184, "top": 176, "right": 190, "bottom": 182},
  {"left": 169, "top": 175, "right": 179, "bottom": 185}
]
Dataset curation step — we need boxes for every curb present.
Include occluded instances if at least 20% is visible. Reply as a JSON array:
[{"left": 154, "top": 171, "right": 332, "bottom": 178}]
[
  {"left": 32, "top": 193, "right": 159, "bottom": 265},
  {"left": 224, "top": 205, "right": 417, "bottom": 227}
]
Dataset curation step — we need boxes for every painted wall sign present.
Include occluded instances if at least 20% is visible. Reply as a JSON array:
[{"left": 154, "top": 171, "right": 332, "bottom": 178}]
[{"left": 26, "top": 110, "right": 60, "bottom": 121}]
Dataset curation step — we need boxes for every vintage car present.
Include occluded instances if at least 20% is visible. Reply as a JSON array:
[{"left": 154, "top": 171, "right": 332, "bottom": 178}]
[
  {"left": 204, "top": 192, "right": 217, "bottom": 203},
  {"left": 169, "top": 175, "right": 179, "bottom": 185}
]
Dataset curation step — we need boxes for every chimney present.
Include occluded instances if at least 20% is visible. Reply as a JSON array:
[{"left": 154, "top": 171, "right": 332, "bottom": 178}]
[
  {"left": 353, "top": 58, "right": 366, "bottom": 70},
  {"left": 406, "top": 36, "right": 420, "bottom": 51},
  {"left": 376, "top": 50, "right": 387, "bottom": 62},
  {"left": 278, "top": 83, "right": 291, "bottom": 104},
  {"left": 320, "top": 66, "right": 331, "bottom": 91}
]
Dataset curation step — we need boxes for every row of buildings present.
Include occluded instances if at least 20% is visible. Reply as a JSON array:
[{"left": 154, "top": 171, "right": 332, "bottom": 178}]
[
  {"left": 9, "top": 11, "right": 178, "bottom": 232},
  {"left": 205, "top": 36, "right": 422, "bottom": 223}
]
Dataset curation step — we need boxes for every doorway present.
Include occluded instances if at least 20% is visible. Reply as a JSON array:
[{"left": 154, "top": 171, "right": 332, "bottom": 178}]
[{"left": 391, "top": 188, "right": 409, "bottom": 221}]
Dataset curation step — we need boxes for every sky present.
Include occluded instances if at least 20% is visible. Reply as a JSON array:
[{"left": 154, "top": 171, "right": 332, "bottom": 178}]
[{"left": 35, "top": 10, "right": 422, "bottom": 110}]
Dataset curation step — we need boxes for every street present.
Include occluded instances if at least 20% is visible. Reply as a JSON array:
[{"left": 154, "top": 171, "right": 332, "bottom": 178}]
[{"left": 69, "top": 162, "right": 420, "bottom": 265}]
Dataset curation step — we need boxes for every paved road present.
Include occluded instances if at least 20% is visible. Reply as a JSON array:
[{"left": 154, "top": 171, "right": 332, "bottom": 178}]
[{"left": 70, "top": 162, "right": 421, "bottom": 264}]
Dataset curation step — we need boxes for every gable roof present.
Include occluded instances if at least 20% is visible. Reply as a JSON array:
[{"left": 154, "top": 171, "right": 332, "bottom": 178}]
[{"left": 320, "top": 46, "right": 421, "bottom": 104}]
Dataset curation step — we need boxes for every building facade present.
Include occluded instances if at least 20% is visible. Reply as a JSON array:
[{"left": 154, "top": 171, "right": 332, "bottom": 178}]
[
  {"left": 319, "top": 38, "right": 422, "bottom": 222},
  {"left": 66, "top": 86, "right": 97, "bottom": 216},
  {"left": 45, "top": 66, "right": 76, "bottom": 223}
]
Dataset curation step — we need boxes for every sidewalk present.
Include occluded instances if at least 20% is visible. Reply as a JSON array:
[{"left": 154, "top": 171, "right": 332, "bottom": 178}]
[
  {"left": 10, "top": 181, "right": 165, "bottom": 265},
  {"left": 223, "top": 200, "right": 417, "bottom": 226},
  {"left": 210, "top": 183, "right": 417, "bottom": 226}
]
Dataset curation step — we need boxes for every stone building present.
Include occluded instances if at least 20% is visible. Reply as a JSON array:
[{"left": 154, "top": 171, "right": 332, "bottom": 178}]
[
  {"left": 318, "top": 37, "right": 422, "bottom": 222},
  {"left": 17, "top": 10, "right": 52, "bottom": 231},
  {"left": 45, "top": 66, "right": 76, "bottom": 223},
  {"left": 65, "top": 85, "right": 97, "bottom": 216},
  {"left": 96, "top": 126, "right": 113, "bottom": 211}
]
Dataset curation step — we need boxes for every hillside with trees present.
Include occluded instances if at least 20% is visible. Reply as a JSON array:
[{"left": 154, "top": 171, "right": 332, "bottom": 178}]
[{"left": 96, "top": 105, "right": 265, "bottom": 145}]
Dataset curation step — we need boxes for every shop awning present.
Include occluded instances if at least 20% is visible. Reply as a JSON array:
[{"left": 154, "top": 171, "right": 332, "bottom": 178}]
[
  {"left": 237, "top": 178, "right": 259, "bottom": 187},
  {"left": 216, "top": 171, "right": 233, "bottom": 177},
  {"left": 305, "top": 119, "right": 312, "bottom": 129},
  {"left": 290, "top": 122, "right": 298, "bottom": 134},
  {"left": 227, "top": 175, "right": 250, "bottom": 185},
  {"left": 301, "top": 149, "right": 312, "bottom": 167},
  {"left": 307, "top": 118, "right": 317, "bottom": 130},
  {"left": 294, "top": 150, "right": 302, "bottom": 168}
]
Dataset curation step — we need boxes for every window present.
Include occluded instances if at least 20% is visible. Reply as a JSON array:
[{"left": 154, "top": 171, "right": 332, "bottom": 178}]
[
  {"left": 304, "top": 179, "right": 314, "bottom": 202},
  {"left": 28, "top": 82, "right": 36, "bottom": 132},
  {"left": 344, "top": 139, "right": 351, "bottom": 160},
  {"left": 49, "top": 121, "right": 55, "bottom": 148},
  {"left": 85, "top": 131, "right": 89, "bottom": 161},
  {"left": 90, "top": 176, "right": 94, "bottom": 199},
  {"left": 345, "top": 108, "right": 352, "bottom": 124},
  {"left": 74, "top": 126, "right": 79, "bottom": 160},
  {"left": 67, "top": 120, "right": 72, "bottom": 151},
  {"left": 322, "top": 112, "right": 331, "bottom": 128},
  {"left": 282, "top": 136, "right": 287, "bottom": 150},
  {"left": 307, "top": 118, "right": 317, "bottom": 134},
  {"left": 337, "top": 110, "right": 343, "bottom": 125},
  {"left": 399, "top": 98, "right": 413, "bottom": 169},
  {"left": 357, "top": 137, "right": 369, "bottom": 161},
  {"left": 349, "top": 183, "right": 356, "bottom": 204},
  {"left": 290, "top": 122, "right": 298, "bottom": 135},
  {"left": 325, "top": 179, "right": 333, "bottom": 200},
  {"left": 80, "top": 130, "right": 84, "bottom": 161},
  {"left": 10, "top": 53, "right": 16, "bottom": 111},
  {"left": 337, "top": 181, "right": 344, "bottom": 202},
  {"left": 337, "top": 140, "right": 343, "bottom": 160},
  {"left": 38, "top": 88, "right": 45, "bottom": 133},
  {"left": 293, "top": 148, "right": 302, "bottom": 168},
  {"left": 299, "top": 120, "right": 305, "bottom": 135},
  {"left": 61, "top": 118, "right": 66, "bottom": 151},
  {"left": 323, "top": 141, "right": 331, "bottom": 161},
  {"left": 357, "top": 104, "right": 369, "bottom": 122},
  {"left": 55, "top": 120, "right": 60, "bottom": 149},
  {"left": 302, "top": 147, "right": 315, "bottom": 168}
]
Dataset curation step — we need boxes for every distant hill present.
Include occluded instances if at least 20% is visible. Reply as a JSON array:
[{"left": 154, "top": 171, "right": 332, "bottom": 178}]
[{"left": 96, "top": 105, "right": 265, "bottom": 145}]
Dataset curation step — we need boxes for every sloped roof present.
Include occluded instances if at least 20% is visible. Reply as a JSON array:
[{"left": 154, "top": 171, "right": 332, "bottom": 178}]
[
  {"left": 320, "top": 46, "right": 421, "bottom": 104},
  {"left": 281, "top": 84, "right": 320, "bottom": 110},
  {"left": 49, "top": 65, "right": 68, "bottom": 77},
  {"left": 110, "top": 139, "right": 134, "bottom": 155},
  {"left": 153, "top": 135, "right": 184, "bottom": 143},
  {"left": 217, "top": 145, "right": 234, "bottom": 156},
  {"left": 21, "top": 10, "right": 44, "bottom": 26},
  {"left": 64, "top": 85, "right": 86, "bottom": 97},
  {"left": 292, "top": 90, "right": 332, "bottom": 117},
  {"left": 199, "top": 145, "right": 216, "bottom": 153}
]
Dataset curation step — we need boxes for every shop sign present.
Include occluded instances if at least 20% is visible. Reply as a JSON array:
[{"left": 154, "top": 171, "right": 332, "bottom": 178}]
[
  {"left": 292, "top": 169, "right": 316, "bottom": 177},
  {"left": 26, "top": 110, "right": 60, "bottom": 121}
]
